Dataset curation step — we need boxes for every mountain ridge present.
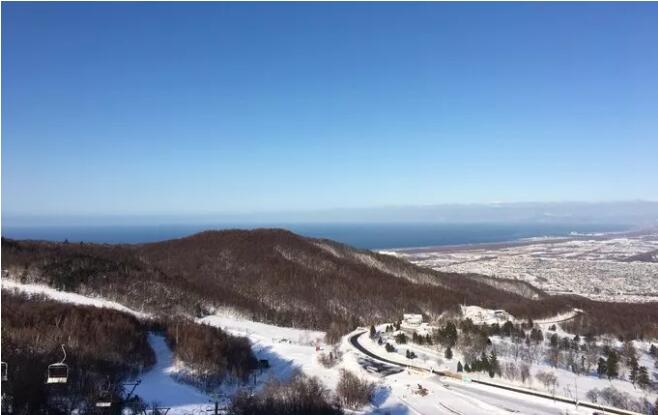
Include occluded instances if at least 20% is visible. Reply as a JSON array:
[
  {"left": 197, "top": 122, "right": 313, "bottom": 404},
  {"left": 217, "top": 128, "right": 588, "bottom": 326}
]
[{"left": 2, "top": 228, "right": 656, "bottom": 339}]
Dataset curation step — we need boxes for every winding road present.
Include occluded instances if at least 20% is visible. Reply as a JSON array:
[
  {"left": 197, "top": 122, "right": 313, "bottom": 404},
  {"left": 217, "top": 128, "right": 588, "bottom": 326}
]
[{"left": 348, "top": 330, "right": 641, "bottom": 415}]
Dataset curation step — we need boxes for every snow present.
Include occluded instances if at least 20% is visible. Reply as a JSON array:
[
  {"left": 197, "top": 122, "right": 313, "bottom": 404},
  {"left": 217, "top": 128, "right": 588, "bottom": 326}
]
[
  {"left": 390, "top": 232, "right": 658, "bottom": 303},
  {"left": 4, "top": 279, "right": 652, "bottom": 414},
  {"left": 198, "top": 313, "right": 325, "bottom": 347},
  {"left": 0, "top": 279, "right": 151, "bottom": 319},
  {"left": 460, "top": 305, "right": 514, "bottom": 325},
  {"left": 347, "top": 329, "right": 597, "bottom": 415},
  {"left": 198, "top": 312, "right": 344, "bottom": 390},
  {"left": 367, "top": 321, "right": 657, "bottom": 415},
  {"left": 135, "top": 334, "right": 214, "bottom": 412}
]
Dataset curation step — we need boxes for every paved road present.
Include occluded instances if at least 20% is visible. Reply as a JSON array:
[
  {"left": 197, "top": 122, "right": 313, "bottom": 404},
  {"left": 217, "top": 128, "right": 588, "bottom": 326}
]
[{"left": 348, "top": 330, "right": 639, "bottom": 415}]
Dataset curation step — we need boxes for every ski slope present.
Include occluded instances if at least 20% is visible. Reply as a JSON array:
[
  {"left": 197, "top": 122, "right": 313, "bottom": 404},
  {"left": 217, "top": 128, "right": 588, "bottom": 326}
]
[{"left": 1, "top": 279, "right": 151, "bottom": 319}]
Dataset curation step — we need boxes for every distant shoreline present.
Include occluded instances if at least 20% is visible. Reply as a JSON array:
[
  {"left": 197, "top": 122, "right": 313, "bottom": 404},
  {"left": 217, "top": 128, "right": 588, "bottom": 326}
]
[
  {"left": 1, "top": 222, "right": 638, "bottom": 250},
  {"left": 382, "top": 227, "right": 655, "bottom": 254}
]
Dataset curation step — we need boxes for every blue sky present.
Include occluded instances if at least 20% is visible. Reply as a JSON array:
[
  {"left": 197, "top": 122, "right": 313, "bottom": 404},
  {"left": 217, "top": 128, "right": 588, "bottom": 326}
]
[{"left": 2, "top": 2, "right": 657, "bottom": 218}]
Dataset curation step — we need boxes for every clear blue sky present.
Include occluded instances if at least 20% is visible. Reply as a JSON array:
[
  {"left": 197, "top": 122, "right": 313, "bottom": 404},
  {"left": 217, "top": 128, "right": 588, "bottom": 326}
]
[{"left": 2, "top": 2, "right": 657, "bottom": 218}]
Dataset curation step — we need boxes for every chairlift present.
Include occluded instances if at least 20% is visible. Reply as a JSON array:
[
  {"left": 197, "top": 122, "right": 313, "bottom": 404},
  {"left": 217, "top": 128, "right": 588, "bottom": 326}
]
[
  {"left": 1, "top": 362, "right": 7, "bottom": 382},
  {"left": 46, "top": 345, "right": 69, "bottom": 384},
  {"left": 95, "top": 393, "right": 113, "bottom": 408},
  {"left": 95, "top": 381, "right": 115, "bottom": 409}
]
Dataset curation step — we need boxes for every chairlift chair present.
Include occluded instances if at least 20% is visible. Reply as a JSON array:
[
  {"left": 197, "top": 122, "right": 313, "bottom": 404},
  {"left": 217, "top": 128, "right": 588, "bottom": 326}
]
[
  {"left": 95, "top": 383, "right": 115, "bottom": 409},
  {"left": 46, "top": 345, "right": 69, "bottom": 384},
  {"left": 1, "top": 362, "right": 7, "bottom": 382}
]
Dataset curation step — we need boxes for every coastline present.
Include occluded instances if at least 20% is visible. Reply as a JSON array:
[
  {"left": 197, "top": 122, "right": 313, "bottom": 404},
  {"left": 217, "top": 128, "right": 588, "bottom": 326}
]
[{"left": 381, "top": 226, "right": 654, "bottom": 254}]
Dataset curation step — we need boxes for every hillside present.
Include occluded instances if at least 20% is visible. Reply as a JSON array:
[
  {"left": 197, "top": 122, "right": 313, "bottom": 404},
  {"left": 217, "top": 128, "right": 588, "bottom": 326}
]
[{"left": 2, "top": 229, "right": 657, "bottom": 339}]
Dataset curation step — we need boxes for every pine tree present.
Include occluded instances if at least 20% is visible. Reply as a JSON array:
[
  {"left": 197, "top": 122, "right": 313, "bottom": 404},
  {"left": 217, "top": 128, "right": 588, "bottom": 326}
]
[
  {"left": 530, "top": 328, "right": 544, "bottom": 344},
  {"left": 457, "top": 361, "right": 463, "bottom": 372},
  {"left": 637, "top": 366, "right": 650, "bottom": 390},
  {"left": 369, "top": 325, "right": 376, "bottom": 338},
  {"left": 629, "top": 355, "right": 639, "bottom": 385},
  {"left": 464, "top": 363, "right": 471, "bottom": 372},
  {"left": 488, "top": 351, "right": 500, "bottom": 378},
  {"left": 550, "top": 333, "right": 559, "bottom": 348},
  {"left": 606, "top": 350, "right": 619, "bottom": 379},
  {"left": 445, "top": 347, "right": 453, "bottom": 360},
  {"left": 480, "top": 351, "right": 489, "bottom": 372},
  {"left": 649, "top": 344, "right": 657, "bottom": 357},
  {"left": 597, "top": 357, "right": 607, "bottom": 378},
  {"left": 438, "top": 322, "right": 458, "bottom": 348}
]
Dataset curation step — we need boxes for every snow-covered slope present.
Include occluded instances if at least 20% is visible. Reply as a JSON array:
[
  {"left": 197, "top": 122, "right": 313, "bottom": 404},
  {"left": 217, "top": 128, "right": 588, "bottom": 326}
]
[
  {"left": 1, "top": 279, "right": 151, "bottom": 319},
  {"left": 137, "top": 334, "right": 214, "bottom": 412}
]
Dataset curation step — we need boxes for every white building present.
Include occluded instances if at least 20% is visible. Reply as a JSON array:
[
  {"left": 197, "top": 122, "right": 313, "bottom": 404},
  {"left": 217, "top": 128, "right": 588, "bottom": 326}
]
[{"left": 402, "top": 313, "right": 423, "bottom": 326}]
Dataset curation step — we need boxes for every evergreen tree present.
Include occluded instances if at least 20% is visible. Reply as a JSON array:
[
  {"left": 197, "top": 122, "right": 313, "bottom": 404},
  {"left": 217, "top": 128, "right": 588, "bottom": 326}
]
[
  {"left": 395, "top": 333, "right": 408, "bottom": 344},
  {"left": 445, "top": 347, "right": 453, "bottom": 360},
  {"left": 425, "top": 334, "right": 433, "bottom": 345},
  {"left": 502, "top": 321, "right": 514, "bottom": 337},
  {"left": 649, "top": 344, "right": 657, "bottom": 357},
  {"left": 437, "top": 322, "right": 458, "bottom": 348},
  {"left": 629, "top": 355, "right": 639, "bottom": 385},
  {"left": 550, "top": 333, "right": 559, "bottom": 348},
  {"left": 369, "top": 325, "right": 377, "bottom": 338},
  {"left": 530, "top": 328, "right": 544, "bottom": 344},
  {"left": 488, "top": 351, "right": 500, "bottom": 378},
  {"left": 597, "top": 357, "right": 607, "bottom": 378},
  {"left": 636, "top": 366, "right": 650, "bottom": 390},
  {"left": 457, "top": 361, "right": 463, "bottom": 372},
  {"left": 471, "top": 352, "right": 488, "bottom": 373},
  {"left": 606, "top": 350, "right": 619, "bottom": 379},
  {"left": 464, "top": 363, "right": 471, "bottom": 373}
]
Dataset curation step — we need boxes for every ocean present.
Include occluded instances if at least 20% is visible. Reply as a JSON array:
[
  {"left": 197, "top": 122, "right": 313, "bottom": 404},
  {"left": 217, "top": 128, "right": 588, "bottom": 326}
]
[{"left": 0, "top": 222, "right": 629, "bottom": 250}]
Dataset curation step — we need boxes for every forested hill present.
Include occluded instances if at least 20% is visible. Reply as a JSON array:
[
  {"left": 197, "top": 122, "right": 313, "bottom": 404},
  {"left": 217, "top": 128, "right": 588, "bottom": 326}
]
[{"left": 2, "top": 229, "right": 656, "bottom": 339}]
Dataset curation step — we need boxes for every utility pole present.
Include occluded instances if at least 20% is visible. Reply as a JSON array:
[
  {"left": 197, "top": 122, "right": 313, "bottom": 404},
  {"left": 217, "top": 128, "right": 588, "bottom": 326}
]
[{"left": 207, "top": 391, "right": 226, "bottom": 415}]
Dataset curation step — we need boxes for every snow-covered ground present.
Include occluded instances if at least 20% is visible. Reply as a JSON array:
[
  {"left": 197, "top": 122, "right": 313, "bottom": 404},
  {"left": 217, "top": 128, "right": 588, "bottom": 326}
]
[
  {"left": 364, "top": 321, "right": 657, "bottom": 414},
  {"left": 136, "top": 334, "right": 216, "bottom": 413},
  {"left": 0, "top": 279, "right": 151, "bottom": 319},
  {"left": 3, "top": 279, "right": 654, "bottom": 414},
  {"left": 385, "top": 233, "right": 658, "bottom": 302}
]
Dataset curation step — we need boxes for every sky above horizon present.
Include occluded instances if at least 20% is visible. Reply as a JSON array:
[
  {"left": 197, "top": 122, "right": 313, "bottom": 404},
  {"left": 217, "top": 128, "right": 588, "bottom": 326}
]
[{"left": 2, "top": 2, "right": 658, "bottom": 219}]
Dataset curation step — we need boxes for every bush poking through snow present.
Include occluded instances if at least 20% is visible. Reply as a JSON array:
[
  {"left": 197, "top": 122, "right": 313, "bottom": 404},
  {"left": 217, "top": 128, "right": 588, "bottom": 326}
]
[
  {"left": 229, "top": 373, "right": 342, "bottom": 415},
  {"left": 336, "top": 369, "right": 376, "bottom": 409},
  {"left": 535, "top": 371, "right": 558, "bottom": 395},
  {"left": 318, "top": 348, "right": 342, "bottom": 368},
  {"left": 586, "top": 386, "right": 653, "bottom": 413}
]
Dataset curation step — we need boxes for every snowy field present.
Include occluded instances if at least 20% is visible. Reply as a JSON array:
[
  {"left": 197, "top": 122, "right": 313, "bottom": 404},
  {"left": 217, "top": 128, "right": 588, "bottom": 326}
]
[{"left": 383, "top": 232, "right": 658, "bottom": 302}]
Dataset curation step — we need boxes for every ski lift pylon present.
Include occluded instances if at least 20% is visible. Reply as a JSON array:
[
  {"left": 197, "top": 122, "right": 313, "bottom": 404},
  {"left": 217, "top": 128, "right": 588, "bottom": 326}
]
[{"left": 46, "top": 345, "right": 69, "bottom": 384}]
